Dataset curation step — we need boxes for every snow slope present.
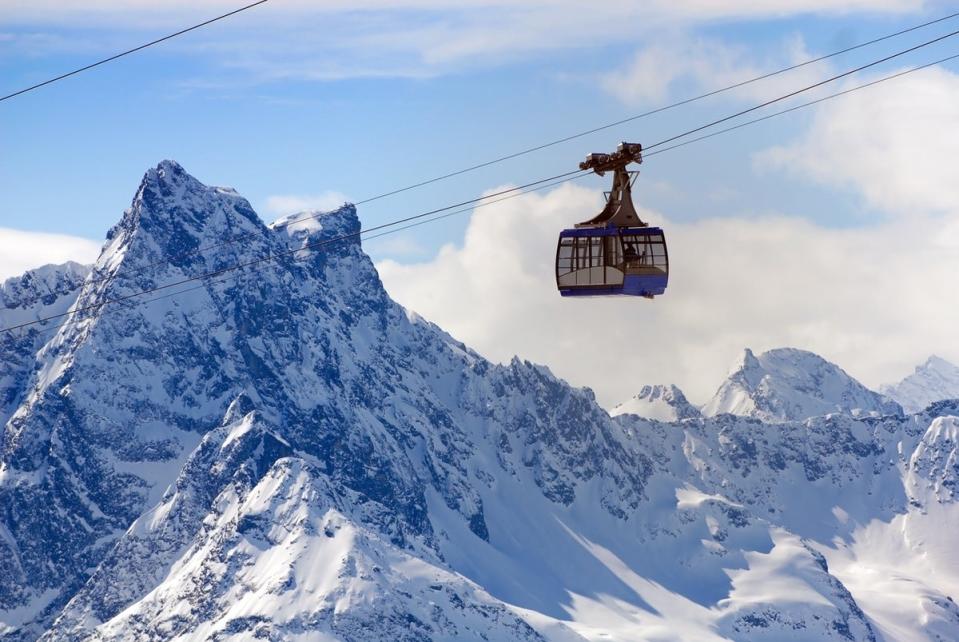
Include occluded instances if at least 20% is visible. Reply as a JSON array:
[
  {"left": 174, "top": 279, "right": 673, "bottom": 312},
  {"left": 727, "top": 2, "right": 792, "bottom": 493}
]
[
  {"left": 882, "top": 356, "right": 959, "bottom": 414},
  {"left": 1, "top": 161, "right": 957, "bottom": 642},
  {"left": 703, "top": 347, "right": 901, "bottom": 422}
]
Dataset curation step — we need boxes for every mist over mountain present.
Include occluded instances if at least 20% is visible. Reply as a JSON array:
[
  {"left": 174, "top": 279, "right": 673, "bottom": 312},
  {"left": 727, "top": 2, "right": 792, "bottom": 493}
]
[{"left": 1, "top": 162, "right": 957, "bottom": 642}]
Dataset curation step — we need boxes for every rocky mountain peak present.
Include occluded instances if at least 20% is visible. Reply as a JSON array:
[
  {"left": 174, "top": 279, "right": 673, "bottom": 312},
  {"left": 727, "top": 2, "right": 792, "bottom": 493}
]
[
  {"left": 0, "top": 261, "right": 90, "bottom": 313},
  {"left": 882, "top": 355, "right": 959, "bottom": 413},
  {"left": 703, "top": 347, "right": 901, "bottom": 422},
  {"left": 100, "top": 161, "right": 266, "bottom": 279},
  {"left": 734, "top": 347, "right": 763, "bottom": 383},
  {"left": 610, "top": 384, "right": 701, "bottom": 421}
]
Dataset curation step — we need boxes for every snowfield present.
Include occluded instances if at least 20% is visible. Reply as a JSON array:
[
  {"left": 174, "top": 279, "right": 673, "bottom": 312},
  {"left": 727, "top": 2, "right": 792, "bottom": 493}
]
[{"left": 1, "top": 161, "right": 957, "bottom": 642}]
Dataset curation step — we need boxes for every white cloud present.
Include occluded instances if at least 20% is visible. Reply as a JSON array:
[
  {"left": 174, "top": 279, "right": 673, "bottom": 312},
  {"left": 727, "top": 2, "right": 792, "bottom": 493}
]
[
  {"left": 375, "top": 182, "right": 959, "bottom": 407},
  {"left": 0, "top": 0, "right": 920, "bottom": 24},
  {"left": 648, "top": 0, "right": 921, "bottom": 18},
  {"left": 364, "top": 233, "right": 428, "bottom": 259},
  {"left": 601, "top": 34, "right": 831, "bottom": 106},
  {"left": 0, "top": 227, "right": 101, "bottom": 281},
  {"left": 262, "top": 192, "right": 349, "bottom": 219},
  {"left": 0, "top": 30, "right": 108, "bottom": 57},
  {"left": 757, "top": 66, "right": 959, "bottom": 216}
]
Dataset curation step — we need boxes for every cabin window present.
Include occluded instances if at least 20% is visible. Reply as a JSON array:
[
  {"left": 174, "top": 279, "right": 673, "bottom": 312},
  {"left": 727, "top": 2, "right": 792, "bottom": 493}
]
[
  {"left": 620, "top": 233, "right": 667, "bottom": 274},
  {"left": 556, "top": 235, "right": 625, "bottom": 287}
]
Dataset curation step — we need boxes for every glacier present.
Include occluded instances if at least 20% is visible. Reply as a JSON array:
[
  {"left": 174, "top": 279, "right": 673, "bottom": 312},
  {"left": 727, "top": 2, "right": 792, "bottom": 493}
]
[{"left": 1, "top": 160, "right": 957, "bottom": 641}]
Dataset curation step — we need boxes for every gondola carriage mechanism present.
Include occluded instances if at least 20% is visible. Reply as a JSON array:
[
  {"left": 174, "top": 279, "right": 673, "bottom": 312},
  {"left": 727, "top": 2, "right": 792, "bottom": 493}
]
[{"left": 556, "top": 142, "right": 668, "bottom": 298}]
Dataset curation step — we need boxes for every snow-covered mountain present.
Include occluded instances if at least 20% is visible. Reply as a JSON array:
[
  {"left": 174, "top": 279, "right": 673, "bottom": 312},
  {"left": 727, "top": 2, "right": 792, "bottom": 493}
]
[
  {"left": 702, "top": 347, "right": 901, "bottom": 422},
  {"left": 882, "top": 356, "right": 959, "bottom": 414},
  {"left": 2, "top": 161, "right": 957, "bottom": 642},
  {"left": 610, "top": 384, "right": 701, "bottom": 421},
  {"left": 0, "top": 262, "right": 90, "bottom": 426}
]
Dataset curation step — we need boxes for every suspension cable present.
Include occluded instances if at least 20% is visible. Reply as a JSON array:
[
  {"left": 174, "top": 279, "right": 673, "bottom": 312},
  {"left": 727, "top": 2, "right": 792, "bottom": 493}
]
[
  {"left": 352, "top": 10, "right": 959, "bottom": 205},
  {"left": 644, "top": 26, "right": 959, "bottom": 150},
  {"left": 644, "top": 51, "right": 959, "bottom": 159},
  {"left": 0, "top": 1, "right": 270, "bottom": 103}
]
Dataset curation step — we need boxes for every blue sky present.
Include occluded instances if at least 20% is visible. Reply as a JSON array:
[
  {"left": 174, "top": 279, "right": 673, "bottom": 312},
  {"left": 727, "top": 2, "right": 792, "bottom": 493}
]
[{"left": 2, "top": 1, "right": 958, "bottom": 402}]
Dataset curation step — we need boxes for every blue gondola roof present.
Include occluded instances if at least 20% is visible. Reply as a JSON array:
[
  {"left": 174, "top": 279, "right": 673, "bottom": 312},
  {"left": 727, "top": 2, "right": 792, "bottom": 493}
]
[{"left": 558, "top": 225, "right": 664, "bottom": 238}]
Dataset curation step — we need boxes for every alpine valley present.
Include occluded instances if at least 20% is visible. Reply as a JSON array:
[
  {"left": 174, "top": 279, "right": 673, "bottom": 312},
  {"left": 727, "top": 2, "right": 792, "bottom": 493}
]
[{"left": 2, "top": 161, "right": 958, "bottom": 642}]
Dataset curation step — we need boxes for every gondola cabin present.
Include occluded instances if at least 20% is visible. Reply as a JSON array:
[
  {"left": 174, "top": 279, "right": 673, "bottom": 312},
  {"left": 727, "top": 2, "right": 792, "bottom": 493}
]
[
  {"left": 556, "top": 226, "right": 667, "bottom": 297},
  {"left": 556, "top": 141, "right": 669, "bottom": 298}
]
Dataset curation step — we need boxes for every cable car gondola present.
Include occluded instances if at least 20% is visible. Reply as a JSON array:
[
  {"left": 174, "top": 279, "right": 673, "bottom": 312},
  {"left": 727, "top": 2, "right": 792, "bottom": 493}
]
[{"left": 556, "top": 142, "right": 668, "bottom": 298}]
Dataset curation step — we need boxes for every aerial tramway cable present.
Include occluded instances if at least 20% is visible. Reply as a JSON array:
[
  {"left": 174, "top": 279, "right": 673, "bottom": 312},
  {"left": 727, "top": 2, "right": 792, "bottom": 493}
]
[
  {"left": 642, "top": 51, "right": 959, "bottom": 159},
  {"left": 4, "top": 34, "right": 959, "bottom": 333},
  {"left": 0, "top": 0, "right": 270, "bottom": 103},
  {"left": 351, "top": 10, "right": 959, "bottom": 206},
  {"left": 643, "top": 26, "right": 959, "bottom": 151}
]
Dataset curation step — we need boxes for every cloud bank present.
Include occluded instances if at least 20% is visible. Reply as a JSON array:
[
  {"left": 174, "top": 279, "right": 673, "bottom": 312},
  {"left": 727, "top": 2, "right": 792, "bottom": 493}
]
[
  {"left": 601, "top": 35, "right": 826, "bottom": 106},
  {"left": 0, "top": 228, "right": 101, "bottom": 282},
  {"left": 376, "top": 66, "right": 959, "bottom": 407},
  {"left": 758, "top": 66, "right": 959, "bottom": 215},
  {"left": 377, "top": 185, "right": 958, "bottom": 407}
]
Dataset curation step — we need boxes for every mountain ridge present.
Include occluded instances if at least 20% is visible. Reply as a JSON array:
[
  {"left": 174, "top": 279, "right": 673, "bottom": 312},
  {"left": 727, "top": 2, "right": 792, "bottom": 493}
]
[{"left": 609, "top": 384, "right": 701, "bottom": 421}]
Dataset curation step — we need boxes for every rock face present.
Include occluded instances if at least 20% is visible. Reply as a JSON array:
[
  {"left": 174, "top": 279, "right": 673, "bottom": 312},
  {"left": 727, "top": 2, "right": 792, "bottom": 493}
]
[
  {"left": 906, "top": 415, "right": 959, "bottom": 505},
  {"left": 1, "top": 162, "right": 957, "bottom": 642},
  {"left": 0, "top": 262, "right": 91, "bottom": 426},
  {"left": 702, "top": 347, "right": 901, "bottom": 422},
  {"left": 610, "top": 384, "right": 701, "bottom": 421},
  {"left": 882, "top": 356, "right": 959, "bottom": 414}
]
